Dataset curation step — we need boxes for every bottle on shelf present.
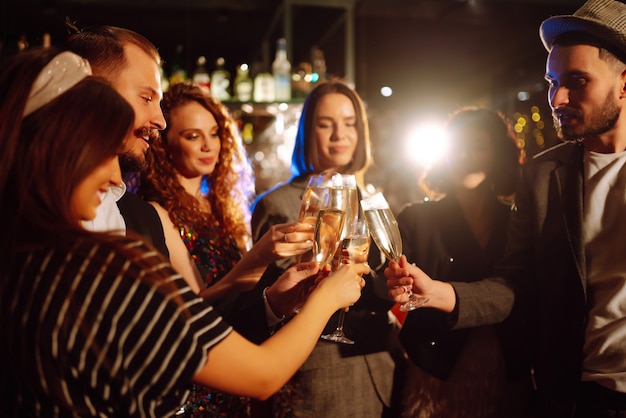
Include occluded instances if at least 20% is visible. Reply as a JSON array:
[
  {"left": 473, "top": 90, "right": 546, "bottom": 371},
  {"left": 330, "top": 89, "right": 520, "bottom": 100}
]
[
  {"left": 241, "top": 122, "right": 254, "bottom": 145},
  {"left": 169, "top": 44, "right": 188, "bottom": 85},
  {"left": 253, "top": 72, "right": 275, "bottom": 103},
  {"left": 272, "top": 38, "right": 292, "bottom": 102},
  {"left": 42, "top": 33, "right": 51, "bottom": 48},
  {"left": 234, "top": 63, "right": 253, "bottom": 102},
  {"left": 210, "top": 57, "right": 231, "bottom": 101},
  {"left": 192, "top": 56, "right": 211, "bottom": 93}
]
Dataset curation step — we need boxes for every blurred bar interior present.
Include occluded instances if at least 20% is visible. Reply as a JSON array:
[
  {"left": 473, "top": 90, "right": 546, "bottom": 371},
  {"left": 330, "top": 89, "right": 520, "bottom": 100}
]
[{"left": 2, "top": 0, "right": 585, "bottom": 210}]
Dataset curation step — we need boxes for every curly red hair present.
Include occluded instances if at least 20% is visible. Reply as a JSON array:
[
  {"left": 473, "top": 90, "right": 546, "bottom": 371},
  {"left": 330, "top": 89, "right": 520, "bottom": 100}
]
[{"left": 139, "top": 82, "right": 254, "bottom": 251}]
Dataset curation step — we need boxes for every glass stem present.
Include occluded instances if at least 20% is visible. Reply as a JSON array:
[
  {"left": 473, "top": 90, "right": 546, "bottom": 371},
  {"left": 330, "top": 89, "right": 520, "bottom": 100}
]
[{"left": 337, "top": 310, "right": 346, "bottom": 331}]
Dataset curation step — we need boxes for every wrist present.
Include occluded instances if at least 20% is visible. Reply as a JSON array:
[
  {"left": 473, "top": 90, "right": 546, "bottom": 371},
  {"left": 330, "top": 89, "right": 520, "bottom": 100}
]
[
  {"left": 264, "top": 286, "right": 289, "bottom": 319},
  {"left": 427, "top": 281, "right": 457, "bottom": 313}
]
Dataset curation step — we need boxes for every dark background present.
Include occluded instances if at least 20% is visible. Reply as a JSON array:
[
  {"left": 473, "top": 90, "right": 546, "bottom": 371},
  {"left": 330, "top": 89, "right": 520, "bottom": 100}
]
[{"left": 1, "top": 0, "right": 586, "bottom": 201}]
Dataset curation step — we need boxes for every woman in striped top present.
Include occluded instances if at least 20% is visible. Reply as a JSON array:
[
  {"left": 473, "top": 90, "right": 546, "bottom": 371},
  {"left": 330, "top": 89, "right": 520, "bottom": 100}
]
[{"left": 0, "top": 47, "right": 368, "bottom": 417}]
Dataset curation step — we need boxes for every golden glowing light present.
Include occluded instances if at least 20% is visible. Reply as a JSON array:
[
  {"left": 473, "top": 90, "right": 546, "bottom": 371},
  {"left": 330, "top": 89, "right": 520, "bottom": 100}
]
[{"left": 405, "top": 122, "right": 448, "bottom": 169}]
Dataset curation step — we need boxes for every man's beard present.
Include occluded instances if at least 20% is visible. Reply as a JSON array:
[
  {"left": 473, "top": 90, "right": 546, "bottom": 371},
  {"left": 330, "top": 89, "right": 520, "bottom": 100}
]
[
  {"left": 553, "top": 93, "right": 620, "bottom": 143},
  {"left": 120, "top": 126, "right": 160, "bottom": 174},
  {"left": 119, "top": 150, "right": 147, "bottom": 176}
]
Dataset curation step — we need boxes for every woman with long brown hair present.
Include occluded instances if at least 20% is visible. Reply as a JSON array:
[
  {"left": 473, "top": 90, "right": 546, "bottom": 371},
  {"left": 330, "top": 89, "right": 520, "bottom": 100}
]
[{"left": 246, "top": 80, "right": 404, "bottom": 417}]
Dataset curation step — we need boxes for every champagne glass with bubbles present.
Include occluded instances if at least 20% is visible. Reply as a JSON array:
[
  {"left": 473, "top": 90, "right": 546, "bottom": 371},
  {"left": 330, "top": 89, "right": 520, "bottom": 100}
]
[
  {"left": 299, "top": 172, "right": 356, "bottom": 267},
  {"left": 361, "top": 193, "right": 428, "bottom": 311},
  {"left": 312, "top": 203, "right": 345, "bottom": 267},
  {"left": 310, "top": 174, "right": 352, "bottom": 267},
  {"left": 321, "top": 219, "right": 369, "bottom": 344},
  {"left": 298, "top": 173, "right": 335, "bottom": 226}
]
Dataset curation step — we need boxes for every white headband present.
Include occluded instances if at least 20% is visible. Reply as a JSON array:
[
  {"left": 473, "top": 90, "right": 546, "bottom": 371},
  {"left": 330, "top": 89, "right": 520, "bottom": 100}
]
[{"left": 23, "top": 51, "right": 92, "bottom": 117}]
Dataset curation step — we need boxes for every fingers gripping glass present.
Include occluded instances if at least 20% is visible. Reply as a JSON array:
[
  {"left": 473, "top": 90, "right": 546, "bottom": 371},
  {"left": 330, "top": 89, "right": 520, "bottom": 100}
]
[
  {"left": 321, "top": 219, "right": 369, "bottom": 344},
  {"left": 361, "top": 193, "right": 428, "bottom": 311},
  {"left": 299, "top": 173, "right": 360, "bottom": 344}
]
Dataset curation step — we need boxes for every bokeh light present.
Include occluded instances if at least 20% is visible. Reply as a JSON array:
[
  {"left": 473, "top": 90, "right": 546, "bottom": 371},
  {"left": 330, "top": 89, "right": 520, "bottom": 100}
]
[
  {"left": 404, "top": 122, "right": 448, "bottom": 169},
  {"left": 380, "top": 86, "right": 393, "bottom": 97}
]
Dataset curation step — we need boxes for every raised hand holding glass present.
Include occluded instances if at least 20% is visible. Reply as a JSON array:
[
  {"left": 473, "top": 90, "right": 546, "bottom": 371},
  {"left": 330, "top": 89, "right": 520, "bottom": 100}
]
[
  {"left": 361, "top": 192, "right": 428, "bottom": 311},
  {"left": 321, "top": 219, "right": 370, "bottom": 344}
]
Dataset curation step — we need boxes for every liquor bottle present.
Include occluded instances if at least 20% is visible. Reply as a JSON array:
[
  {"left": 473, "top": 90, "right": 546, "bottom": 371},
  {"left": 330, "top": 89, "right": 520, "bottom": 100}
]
[
  {"left": 192, "top": 56, "right": 211, "bottom": 93},
  {"left": 272, "top": 38, "right": 291, "bottom": 102},
  {"left": 210, "top": 57, "right": 231, "bottom": 101},
  {"left": 234, "top": 63, "right": 253, "bottom": 102},
  {"left": 42, "top": 33, "right": 51, "bottom": 48},
  {"left": 241, "top": 122, "right": 254, "bottom": 144},
  {"left": 169, "top": 44, "right": 187, "bottom": 85},
  {"left": 253, "top": 72, "right": 275, "bottom": 103}
]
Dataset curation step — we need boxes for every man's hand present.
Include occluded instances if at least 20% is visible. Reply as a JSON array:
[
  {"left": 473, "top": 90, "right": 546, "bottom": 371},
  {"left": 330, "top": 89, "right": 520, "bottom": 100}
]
[{"left": 265, "top": 262, "right": 321, "bottom": 317}]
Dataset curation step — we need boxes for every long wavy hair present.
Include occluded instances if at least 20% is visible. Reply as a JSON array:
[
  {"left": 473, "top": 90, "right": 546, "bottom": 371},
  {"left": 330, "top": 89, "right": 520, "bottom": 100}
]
[
  {"left": 290, "top": 80, "right": 372, "bottom": 182},
  {"left": 420, "top": 106, "right": 524, "bottom": 200},
  {"left": 139, "top": 82, "right": 254, "bottom": 251}
]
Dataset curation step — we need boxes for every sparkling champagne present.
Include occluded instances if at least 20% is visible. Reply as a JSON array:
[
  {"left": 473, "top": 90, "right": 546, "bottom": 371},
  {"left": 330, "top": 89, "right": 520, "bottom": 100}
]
[
  {"left": 313, "top": 208, "right": 345, "bottom": 265},
  {"left": 341, "top": 235, "right": 370, "bottom": 264},
  {"left": 364, "top": 208, "right": 402, "bottom": 261},
  {"left": 325, "top": 187, "right": 358, "bottom": 236},
  {"left": 342, "top": 188, "right": 359, "bottom": 239},
  {"left": 298, "top": 184, "right": 331, "bottom": 226}
]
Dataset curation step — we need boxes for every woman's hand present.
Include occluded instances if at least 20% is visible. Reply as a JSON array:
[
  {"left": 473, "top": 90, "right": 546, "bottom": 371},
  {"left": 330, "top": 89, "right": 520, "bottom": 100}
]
[
  {"left": 313, "top": 263, "right": 369, "bottom": 312},
  {"left": 385, "top": 255, "right": 414, "bottom": 304},
  {"left": 265, "top": 261, "right": 320, "bottom": 317},
  {"left": 258, "top": 222, "right": 314, "bottom": 260},
  {"left": 266, "top": 261, "right": 368, "bottom": 316},
  {"left": 384, "top": 255, "right": 456, "bottom": 312}
]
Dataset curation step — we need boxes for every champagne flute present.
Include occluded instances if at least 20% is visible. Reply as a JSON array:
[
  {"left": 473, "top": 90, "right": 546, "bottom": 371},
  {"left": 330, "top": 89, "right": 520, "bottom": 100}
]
[
  {"left": 332, "top": 174, "right": 359, "bottom": 240},
  {"left": 298, "top": 172, "right": 335, "bottom": 226},
  {"left": 312, "top": 205, "right": 346, "bottom": 267},
  {"left": 321, "top": 219, "right": 370, "bottom": 344},
  {"left": 296, "top": 173, "right": 336, "bottom": 263},
  {"left": 327, "top": 173, "right": 358, "bottom": 270},
  {"left": 361, "top": 193, "right": 428, "bottom": 311}
]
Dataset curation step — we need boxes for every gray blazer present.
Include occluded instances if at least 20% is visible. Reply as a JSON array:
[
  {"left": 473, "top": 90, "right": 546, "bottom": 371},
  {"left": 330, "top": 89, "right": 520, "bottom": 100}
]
[
  {"left": 247, "top": 175, "right": 405, "bottom": 417},
  {"left": 451, "top": 141, "right": 586, "bottom": 417}
]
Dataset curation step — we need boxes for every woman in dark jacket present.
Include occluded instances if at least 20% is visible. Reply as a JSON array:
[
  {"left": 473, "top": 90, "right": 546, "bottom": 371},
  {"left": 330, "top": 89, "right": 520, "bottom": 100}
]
[{"left": 397, "top": 107, "right": 535, "bottom": 418}]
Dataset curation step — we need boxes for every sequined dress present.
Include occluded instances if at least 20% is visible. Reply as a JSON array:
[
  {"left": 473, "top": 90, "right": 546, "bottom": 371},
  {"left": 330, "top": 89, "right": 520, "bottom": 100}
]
[{"left": 176, "top": 211, "right": 250, "bottom": 417}]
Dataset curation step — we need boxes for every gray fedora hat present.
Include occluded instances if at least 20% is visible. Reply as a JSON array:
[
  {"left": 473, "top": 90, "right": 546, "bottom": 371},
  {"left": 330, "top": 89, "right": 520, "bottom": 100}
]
[{"left": 540, "top": 0, "right": 626, "bottom": 54}]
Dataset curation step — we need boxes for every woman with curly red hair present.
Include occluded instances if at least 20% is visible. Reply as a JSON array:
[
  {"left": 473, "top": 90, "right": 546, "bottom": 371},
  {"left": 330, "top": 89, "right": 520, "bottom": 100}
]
[
  {"left": 138, "top": 82, "right": 315, "bottom": 416},
  {"left": 140, "top": 82, "right": 254, "bottom": 293}
]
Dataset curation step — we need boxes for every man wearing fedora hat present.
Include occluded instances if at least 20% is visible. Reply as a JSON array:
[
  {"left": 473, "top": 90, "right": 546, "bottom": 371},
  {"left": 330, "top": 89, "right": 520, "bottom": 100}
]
[{"left": 385, "top": 0, "right": 626, "bottom": 416}]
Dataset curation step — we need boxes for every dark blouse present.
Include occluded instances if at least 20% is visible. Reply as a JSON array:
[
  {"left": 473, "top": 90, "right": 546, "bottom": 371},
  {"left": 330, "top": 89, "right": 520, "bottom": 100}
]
[{"left": 398, "top": 195, "right": 533, "bottom": 380}]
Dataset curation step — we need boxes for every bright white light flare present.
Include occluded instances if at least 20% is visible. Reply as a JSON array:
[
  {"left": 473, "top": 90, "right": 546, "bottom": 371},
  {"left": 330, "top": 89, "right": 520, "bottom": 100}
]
[{"left": 405, "top": 123, "right": 448, "bottom": 169}]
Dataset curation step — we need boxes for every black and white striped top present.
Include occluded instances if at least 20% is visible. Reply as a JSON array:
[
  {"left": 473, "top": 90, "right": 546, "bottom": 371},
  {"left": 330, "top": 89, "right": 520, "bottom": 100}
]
[{"left": 1, "top": 238, "right": 232, "bottom": 417}]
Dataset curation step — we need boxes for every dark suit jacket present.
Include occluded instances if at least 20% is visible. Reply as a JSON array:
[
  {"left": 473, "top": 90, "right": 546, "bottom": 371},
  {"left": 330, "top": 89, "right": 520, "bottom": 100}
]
[
  {"left": 451, "top": 141, "right": 586, "bottom": 417},
  {"left": 117, "top": 192, "right": 169, "bottom": 258},
  {"left": 397, "top": 195, "right": 534, "bottom": 382}
]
